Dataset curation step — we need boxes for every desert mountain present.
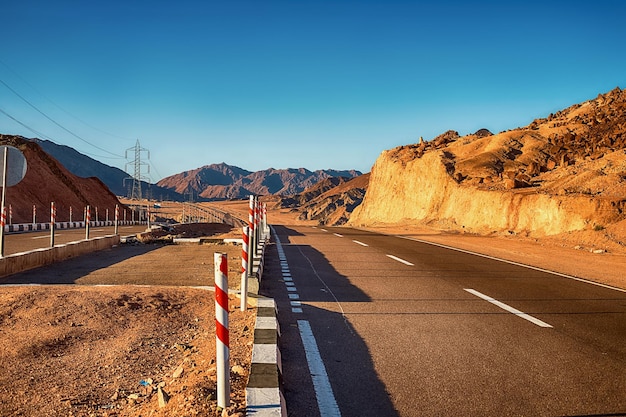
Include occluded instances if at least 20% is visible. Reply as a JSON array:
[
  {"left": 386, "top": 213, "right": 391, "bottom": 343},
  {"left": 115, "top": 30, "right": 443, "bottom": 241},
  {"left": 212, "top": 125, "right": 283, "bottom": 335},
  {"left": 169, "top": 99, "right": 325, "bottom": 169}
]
[
  {"left": 0, "top": 135, "right": 123, "bottom": 223},
  {"left": 350, "top": 87, "right": 626, "bottom": 242},
  {"left": 278, "top": 174, "right": 369, "bottom": 225},
  {"left": 34, "top": 139, "right": 182, "bottom": 201},
  {"left": 157, "top": 163, "right": 362, "bottom": 200}
]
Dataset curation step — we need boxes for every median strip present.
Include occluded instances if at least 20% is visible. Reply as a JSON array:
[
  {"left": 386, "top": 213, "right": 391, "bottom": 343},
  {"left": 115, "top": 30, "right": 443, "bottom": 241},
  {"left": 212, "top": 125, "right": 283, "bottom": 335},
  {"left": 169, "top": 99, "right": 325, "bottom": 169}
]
[{"left": 464, "top": 288, "right": 553, "bottom": 328}]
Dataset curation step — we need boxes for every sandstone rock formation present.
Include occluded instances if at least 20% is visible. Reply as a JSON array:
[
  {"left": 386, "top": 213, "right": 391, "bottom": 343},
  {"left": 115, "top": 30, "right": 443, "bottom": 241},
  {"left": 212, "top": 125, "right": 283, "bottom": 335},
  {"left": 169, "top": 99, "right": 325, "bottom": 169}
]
[{"left": 350, "top": 87, "right": 626, "bottom": 237}]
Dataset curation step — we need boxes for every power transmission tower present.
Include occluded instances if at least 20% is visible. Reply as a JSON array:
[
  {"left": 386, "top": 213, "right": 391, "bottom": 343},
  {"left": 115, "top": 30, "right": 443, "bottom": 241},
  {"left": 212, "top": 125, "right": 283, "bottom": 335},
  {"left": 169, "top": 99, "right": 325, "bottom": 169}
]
[{"left": 124, "top": 139, "right": 150, "bottom": 201}]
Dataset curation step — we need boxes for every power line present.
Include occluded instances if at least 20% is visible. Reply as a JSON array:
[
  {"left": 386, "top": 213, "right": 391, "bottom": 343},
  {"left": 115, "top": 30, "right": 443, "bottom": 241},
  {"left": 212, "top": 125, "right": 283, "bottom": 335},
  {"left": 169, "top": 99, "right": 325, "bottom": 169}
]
[
  {"left": 0, "top": 107, "right": 55, "bottom": 141},
  {"left": 0, "top": 77, "right": 124, "bottom": 158},
  {"left": 0, "top": 59, "right": 133, "bottom": 142}
]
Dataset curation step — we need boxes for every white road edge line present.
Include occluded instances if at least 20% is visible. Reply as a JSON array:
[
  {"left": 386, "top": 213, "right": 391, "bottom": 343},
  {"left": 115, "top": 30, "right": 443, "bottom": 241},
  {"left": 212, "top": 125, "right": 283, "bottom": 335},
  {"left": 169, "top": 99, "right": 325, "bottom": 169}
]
[
  {"left": 352, "top": 240, "right": 369, "bottom": 247},
  {"left": 386, "top": 254, "right": 414, "bottom": 266},
  {"left": 297, "top": 320, "right": 341, "bottom": 417},
  {"left": 333, "top": 233, "right": 343, "bottom": 238},
  {"left": 464, "top": 288, "right": 553, "bottom": 328},
  {"left": 398, "top": 235, "right": 626, "bottom": 294}
]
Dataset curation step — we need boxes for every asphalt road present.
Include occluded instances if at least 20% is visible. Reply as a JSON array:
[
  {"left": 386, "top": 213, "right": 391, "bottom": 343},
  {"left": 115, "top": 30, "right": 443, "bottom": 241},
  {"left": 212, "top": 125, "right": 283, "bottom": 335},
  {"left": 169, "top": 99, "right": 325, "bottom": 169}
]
[
  {"left": 261, "top": 225, "right": 626, "bottom": 417},
  {"left": 1, "top": 225, "right": 147, "bottom": 255}
]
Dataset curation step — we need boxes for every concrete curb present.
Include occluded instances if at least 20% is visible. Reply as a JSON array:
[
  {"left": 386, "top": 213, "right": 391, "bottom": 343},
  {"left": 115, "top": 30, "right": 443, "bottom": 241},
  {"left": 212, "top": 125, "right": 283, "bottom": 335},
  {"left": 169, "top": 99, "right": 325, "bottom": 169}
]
[{"left": 246, "top": 231, "right": 286, "bottom": 416}]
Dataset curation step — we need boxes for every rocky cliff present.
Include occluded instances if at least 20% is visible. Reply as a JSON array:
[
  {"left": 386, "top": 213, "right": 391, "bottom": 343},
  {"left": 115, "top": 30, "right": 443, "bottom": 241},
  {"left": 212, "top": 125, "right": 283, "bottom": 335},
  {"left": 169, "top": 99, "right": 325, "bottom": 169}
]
[{"left": 350, "top": 87, "right": 626, "bottom": 238}]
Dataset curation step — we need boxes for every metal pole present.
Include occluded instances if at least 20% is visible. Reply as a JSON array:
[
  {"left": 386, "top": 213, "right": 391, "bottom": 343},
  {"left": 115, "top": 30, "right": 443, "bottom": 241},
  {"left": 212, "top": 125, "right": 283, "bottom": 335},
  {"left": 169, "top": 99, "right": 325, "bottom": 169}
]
[
  {"left": 0, "top": 147, "right": 8, "bottom": 257},
  {"left": 214, "top": 252, "right": 230, "bottom": 410}
]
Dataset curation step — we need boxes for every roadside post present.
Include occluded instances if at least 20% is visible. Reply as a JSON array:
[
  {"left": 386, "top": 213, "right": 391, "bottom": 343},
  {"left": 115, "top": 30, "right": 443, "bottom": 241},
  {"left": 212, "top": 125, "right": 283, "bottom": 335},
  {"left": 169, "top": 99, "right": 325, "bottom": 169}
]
[
  {"left": 214, "top": 252, "right": 230, "bottom": 410},
  {"left": 85, "top": 205, "right": 91, "bottom": 240},
  {"left": 241, "top": 226, "right": 250, "bottom": 311},
  {"left": 248, "top": 195, "right": 256, "bottom": 273},
  {"left": 0, "top": 145, "right": 27, "bottom": 257},
  {"left": 50, "top": 202, "right": 56, "bottom": 247},
  {"left": 114, "top": 204, "right": 119, "bottom": 235},
  {"left": 33, "top": 205, "right": 36, "bottom": 229},
  {"left": 70, "top": 206, "right": 73, "bottom": 223}
]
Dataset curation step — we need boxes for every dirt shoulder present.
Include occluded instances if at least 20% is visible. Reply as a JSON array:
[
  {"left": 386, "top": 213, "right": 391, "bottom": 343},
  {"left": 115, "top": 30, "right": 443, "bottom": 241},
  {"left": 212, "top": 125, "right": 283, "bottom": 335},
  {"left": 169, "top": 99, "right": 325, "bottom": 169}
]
[{"left": 0, "top": 224, "right": 254, "bottom": 417}]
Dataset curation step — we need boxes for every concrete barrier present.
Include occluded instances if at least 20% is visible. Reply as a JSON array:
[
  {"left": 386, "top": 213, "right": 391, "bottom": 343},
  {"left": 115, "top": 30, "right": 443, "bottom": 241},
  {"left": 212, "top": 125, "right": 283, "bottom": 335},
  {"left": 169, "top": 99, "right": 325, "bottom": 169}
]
[{"left": 0, "top": 235, "right": 120, "bottom": 278}]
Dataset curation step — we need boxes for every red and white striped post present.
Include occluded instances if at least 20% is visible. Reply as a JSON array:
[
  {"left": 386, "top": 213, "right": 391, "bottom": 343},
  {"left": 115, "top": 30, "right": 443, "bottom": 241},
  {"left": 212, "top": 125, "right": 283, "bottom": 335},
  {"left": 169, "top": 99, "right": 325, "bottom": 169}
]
[
  {"left": 32, "top": 204, "right": 36, "bottom": 228},
  {"left": 114, "top": 204, "right": 119, "bottom": 235},
  {"left": 85, "top": 205, "right": 91, "bottom": 240},
  {"left": 248, "top": 195, "right": 256, "bottom": 274},
  {"left": 0, "top": 205, "right": 6, "bottom": 257},
  {"left": 8, "top": 204, "right": 12, "bottom": 226},
  {"left": 106, "top": 208, "right": 109, "bottom": 223},
  {"left": 214, "top": 252, "right": 230, "bottom": 409},
  {"left": 69, "top": 206, "right": 73, "bottom": 223},
  {"left": 255, "top": 197, "right": 261, "bottom": 255},
  {"left": 50, "top": 201, "right": 56, "bottom": 247},
  {"left": 240, "top": 226, "right": 250, "bottom": 312},
  {"left": 95, "top": 207, "right": 99, "bottom": 223}
]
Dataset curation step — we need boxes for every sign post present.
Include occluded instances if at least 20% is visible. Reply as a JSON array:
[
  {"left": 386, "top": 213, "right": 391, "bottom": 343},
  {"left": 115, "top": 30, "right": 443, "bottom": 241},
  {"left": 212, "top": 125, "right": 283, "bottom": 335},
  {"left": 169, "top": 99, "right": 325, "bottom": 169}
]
[{"left": 0, "top": 145, "right": 27, "bottom": 257}]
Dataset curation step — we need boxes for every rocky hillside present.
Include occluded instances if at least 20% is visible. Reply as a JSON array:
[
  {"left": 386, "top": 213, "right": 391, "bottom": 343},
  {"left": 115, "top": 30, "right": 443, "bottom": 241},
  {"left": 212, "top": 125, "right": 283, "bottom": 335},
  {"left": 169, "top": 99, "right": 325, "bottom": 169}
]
[
  {"left": 34, "top": 139, "right": 183, "bottom": 201},
  {"left": 350, "top": 87, "right": 626, "bottom": 239},
  {"left": 0, "top": 135, "right": 123, "bottom": 223},
  {"left": 157, "top": 163, "right": 362, "bottom": 200},
  {"left": 277, "top": 174, "right": 369, "bottom": 225}
]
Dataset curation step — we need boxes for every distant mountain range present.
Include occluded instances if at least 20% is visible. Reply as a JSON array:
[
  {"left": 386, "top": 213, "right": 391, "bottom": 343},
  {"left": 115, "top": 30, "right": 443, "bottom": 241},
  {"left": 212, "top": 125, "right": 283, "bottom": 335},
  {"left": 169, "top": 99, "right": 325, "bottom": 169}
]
[
  {"left": 156, "top": 163, "right": 362, "bottom": 200},
  {"left": 32, "top": 139, "right": 362, "bottom": 201}
]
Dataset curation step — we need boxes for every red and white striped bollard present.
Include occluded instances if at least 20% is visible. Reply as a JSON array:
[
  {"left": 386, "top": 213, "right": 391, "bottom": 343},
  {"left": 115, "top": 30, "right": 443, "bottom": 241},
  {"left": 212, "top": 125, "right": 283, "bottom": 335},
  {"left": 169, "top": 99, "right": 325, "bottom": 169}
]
[
  {"left": 50, "top": 201, "right": 56, "bottom": 247},
  {"left": 85, "top": 205, "right": 91, "bottom": 240},
  {"left": 240, "top": 226, "right": 250, "bottom": 312},
  {"left": 214, "top": 252, "right": 230, "bottom": 409}
]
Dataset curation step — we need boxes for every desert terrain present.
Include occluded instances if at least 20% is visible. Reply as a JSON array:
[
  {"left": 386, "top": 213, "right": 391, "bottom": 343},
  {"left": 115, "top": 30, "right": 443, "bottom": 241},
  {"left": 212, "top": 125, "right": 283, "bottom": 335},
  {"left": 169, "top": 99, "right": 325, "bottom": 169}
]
[{"left": 0, "top": 223, "right": 253, "bottom": 417}]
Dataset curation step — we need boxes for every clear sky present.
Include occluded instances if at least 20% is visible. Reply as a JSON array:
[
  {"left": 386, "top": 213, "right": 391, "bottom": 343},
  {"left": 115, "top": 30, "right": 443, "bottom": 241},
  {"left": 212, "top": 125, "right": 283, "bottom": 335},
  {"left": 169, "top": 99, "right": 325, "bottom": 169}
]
[{"left": 1, "top": 1, "right": 625, "bottom": 181}]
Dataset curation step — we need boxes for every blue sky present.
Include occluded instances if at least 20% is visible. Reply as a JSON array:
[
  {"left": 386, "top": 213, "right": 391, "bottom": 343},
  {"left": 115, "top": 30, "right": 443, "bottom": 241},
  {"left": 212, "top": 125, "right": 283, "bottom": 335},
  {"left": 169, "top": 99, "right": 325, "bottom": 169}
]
[{"left": 1, "top": 1, "right": 625, "bottom": 180}]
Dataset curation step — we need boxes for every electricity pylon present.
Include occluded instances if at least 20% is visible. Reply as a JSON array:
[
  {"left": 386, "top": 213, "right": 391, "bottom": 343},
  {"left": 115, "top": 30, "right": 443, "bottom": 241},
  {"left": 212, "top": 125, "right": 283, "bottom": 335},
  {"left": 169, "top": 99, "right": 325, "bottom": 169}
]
[{"left": 124, "top": 139, "right": 150, "bottom": 201}]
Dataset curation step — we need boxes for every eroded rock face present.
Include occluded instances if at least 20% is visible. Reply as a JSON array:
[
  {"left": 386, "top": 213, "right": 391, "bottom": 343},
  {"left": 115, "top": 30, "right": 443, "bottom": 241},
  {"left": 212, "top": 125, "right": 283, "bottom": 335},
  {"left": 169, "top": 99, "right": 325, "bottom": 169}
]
[{"left": 350, "top": 87, "right": 626, "bottom": 236}]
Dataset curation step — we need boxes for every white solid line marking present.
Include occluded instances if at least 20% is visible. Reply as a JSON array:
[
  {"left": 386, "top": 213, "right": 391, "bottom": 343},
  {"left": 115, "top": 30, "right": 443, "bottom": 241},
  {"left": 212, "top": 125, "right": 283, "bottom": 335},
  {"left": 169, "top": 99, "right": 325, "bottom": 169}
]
[
  {"left": 298, "top": 320, "right": 341, "bottom": 417},
  {"left": 333, "top": 233, "right": 343, "bottom": 238},
  {"left": 398, "top": 235, "right": 626, "bottom": 294},
  {"left": 386, "top": 254, "right": 414, "bottom": 266},
  {"left": 352, "top": 240, "right": 369, "bottom": 247},
  {"left": 464, "top": 288, "right": 553, "bottom": 328}
]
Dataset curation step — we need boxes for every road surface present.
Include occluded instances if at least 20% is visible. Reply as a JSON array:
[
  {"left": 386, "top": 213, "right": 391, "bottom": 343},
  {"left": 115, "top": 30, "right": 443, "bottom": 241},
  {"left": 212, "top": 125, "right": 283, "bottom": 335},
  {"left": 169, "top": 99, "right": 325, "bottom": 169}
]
[
  {"left": 1, "top": 225, "right": 146, "bottom": 255},
  {"left": 261, "top": 225, "right": 626, "bottom": 417}
]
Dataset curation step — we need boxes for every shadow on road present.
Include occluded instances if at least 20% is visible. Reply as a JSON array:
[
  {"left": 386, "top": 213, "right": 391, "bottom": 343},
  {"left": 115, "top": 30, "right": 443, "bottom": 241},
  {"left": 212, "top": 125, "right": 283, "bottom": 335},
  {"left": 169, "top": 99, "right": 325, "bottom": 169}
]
[
  {"left": 0, "top": 244, "right": 162, "bottom": 285},
  {"left": 261, "top": 226, "right": 399, "bottom": 416}
]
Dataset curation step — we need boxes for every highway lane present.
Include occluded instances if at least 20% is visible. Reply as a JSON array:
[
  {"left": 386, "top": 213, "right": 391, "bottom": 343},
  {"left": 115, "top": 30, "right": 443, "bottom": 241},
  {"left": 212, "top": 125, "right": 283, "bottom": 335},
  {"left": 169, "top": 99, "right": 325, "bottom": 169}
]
[
  {"left": 1, "top": 225, "right": 146, "bottom": 255},
  {"left": 261, "top": 225, "right": 626, "bottom": 417}
]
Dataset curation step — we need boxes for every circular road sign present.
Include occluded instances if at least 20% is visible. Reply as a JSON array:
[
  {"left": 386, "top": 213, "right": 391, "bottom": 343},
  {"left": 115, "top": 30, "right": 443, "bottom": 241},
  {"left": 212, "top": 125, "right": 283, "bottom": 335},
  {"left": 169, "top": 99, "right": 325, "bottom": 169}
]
[{"left": 0, "top": 145, "right": 27, "bottom": 187}]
